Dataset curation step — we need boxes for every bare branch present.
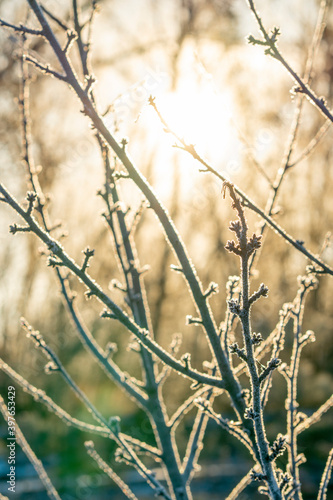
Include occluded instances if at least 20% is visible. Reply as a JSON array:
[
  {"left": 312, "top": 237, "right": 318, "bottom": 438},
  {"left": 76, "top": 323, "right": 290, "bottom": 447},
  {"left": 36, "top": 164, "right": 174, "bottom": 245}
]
[
  {"left": 0, "top": 357, "right": 160, "bottom": 458},
  {"left": 0, "top": 182, "right": 225, "bottom": 390},
  {"left": 296, "top": 395, "right": 333, "bottom": 436},
  {"left": 0, "top": 18, "right": 44, "bottom": 36},
  {"left": 225, "top": 470, "right": 253, "bottom": 500},
  {"left": 23, "top": 54, "right": 68, "bottom": 81},
  {"left": 149, "top": 98, "right": 333, "bottom": 277},
  {"left": 41, "top": 5, "right": 70, "bottom": 31},
  {"left": 246, "top": 0, "right": 333, "bottom": 123},
  {"left": 0, "top": 394, "right": 61, "bottom": 500},
  {"left": 317, "top": 448, "right": 333, "bottom": 500},
  {"left": 85, "top": 441, "right": 139, "bottom": 500}
]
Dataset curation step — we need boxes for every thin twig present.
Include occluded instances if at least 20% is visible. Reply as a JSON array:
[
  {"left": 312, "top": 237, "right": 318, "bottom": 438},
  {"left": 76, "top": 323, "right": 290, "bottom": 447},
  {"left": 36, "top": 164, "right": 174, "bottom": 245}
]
[
  {"left": 289, "top": 120, "right": 331, "bottom": 168},
  {"left": 0, "top": 395, "right": 61, "bottom": 500},
  {"left": 19, "top": 44, "right": 149, "bottom": 407},
  {"left": 0, "top": 357, "right": 161, "bottom": 458},
  {"left": 41, "top": 5, "right": 69, "bottom": 31},
  {"left": 20, "top": 319, "right": 170, "bottom": 499},
  {"left": 85, "top": 441, "right": 139, "bottom": 500},
  {"left": 317, "top": 448, "right": 333, "bottom": 500},
  {"left": 60, "top": 277, "right": 148, "bottom": 406},
  {"left": 296, "top": 395, "right": 333, "bottom": 436},
  {"left": 181, "top": 395, "right": 213, "bottom": 483},
  {"left": 283, "top": 275, "right": 318, "bottom": 500},
  {"left": 247, "top": 0, "right": 333, "bottom": 123},
  {"left": 225, "top": 470, "right": 253, "bottom": 500},
  {"left": 96, "top": 139, "right": 188, "bottom": 497},
  {"left": 248, "top": 0, "right": 330, "bottom": 272},
  {"left": 168, "top": 386, "right": 213, "bottom": 429},
  {"left": 0, "top": 183, "right": 225, "bottom": 390},
  {"left": 23, "top": 54, "right": 68, "bottom": 80},
  {"left": 25, "top": 0, "right": 247, "bottom": 431},
  {"left": 150, "top": 97, "right": 333, "bottom": 276},
  {"left": 235, "top": 124, "right": 274, "bottom": 188},
  {"left": 72, "top": 0, "right": 89, "bottom": 76},
  {"left": 223, "top": 182, "right": 282, "bottom": 499},
  {"left": 0, "top": 18, "right": 44, "bottom": 36}
]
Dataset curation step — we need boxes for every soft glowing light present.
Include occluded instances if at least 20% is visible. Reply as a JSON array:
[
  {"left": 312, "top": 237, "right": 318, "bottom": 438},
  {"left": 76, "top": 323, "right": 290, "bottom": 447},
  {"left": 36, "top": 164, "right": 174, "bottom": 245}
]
[{"left": 155, "top": 80, "right": 236, "bottom": 164}]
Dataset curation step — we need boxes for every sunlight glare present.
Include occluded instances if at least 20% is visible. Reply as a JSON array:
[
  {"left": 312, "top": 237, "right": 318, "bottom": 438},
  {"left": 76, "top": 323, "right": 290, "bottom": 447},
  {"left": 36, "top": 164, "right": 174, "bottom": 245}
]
[{"left": 155, "top": 80, "right": 236, "bottom": 166}]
